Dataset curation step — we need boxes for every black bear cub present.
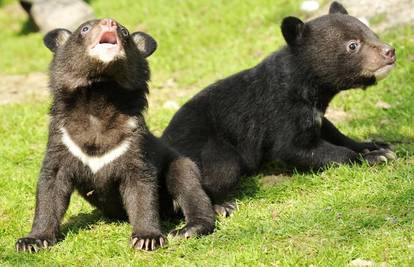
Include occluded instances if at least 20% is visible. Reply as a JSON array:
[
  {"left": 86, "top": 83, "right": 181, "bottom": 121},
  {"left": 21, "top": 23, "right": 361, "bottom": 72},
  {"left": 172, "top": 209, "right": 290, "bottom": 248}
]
[
  {"left": 162, "top": 2, "right": 397, "bottom": 216},
  {"left": 16, "top": 18, "right": 215, "bottom": 252}
]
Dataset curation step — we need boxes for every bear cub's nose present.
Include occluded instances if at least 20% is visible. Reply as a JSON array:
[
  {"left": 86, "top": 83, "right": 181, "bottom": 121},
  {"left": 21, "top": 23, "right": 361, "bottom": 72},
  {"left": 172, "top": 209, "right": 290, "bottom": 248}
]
[
  {"left": 100, "top": 18, "right": 117, "bottom": 31},
  {"left": 381, "top": 45, "right": 396, "bottom": 64}
]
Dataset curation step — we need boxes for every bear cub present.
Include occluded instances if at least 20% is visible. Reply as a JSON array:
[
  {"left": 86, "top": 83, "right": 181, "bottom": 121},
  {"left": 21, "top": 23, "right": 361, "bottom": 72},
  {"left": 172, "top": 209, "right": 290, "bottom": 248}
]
[
  {"left": 162, "top": 2, "right": 397, "bottom": 216},
  {"left": 16, "top": 18, "right": 215, "bottom": 252}
]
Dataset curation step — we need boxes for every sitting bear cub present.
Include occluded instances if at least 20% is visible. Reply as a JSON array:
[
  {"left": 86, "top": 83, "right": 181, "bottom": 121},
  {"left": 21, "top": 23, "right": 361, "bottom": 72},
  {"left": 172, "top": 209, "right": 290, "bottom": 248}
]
[
  {"left": 162, "top": 2, "right": 397, "bottom": 215},
  {"left": 16, "top": 18, "right": 215, "bottom": 252}
]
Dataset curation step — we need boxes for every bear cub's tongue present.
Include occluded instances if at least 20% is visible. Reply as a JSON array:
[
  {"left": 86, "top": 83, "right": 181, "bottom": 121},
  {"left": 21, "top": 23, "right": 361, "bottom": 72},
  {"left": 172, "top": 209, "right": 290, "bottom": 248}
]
[{"left": 99, "top": 32, "right": 117, "bottom": 48}]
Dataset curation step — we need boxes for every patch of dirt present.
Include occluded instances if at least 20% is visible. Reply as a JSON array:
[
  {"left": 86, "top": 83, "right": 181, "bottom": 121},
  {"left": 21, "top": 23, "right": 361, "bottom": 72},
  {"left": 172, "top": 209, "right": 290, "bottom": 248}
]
[
  {"left": 260, "top": 174, "right": 293, "bottom": 188},
  {"left": 0, "top": 73, "right": 49, "bottom": 105},
  {"left": 0, "top": 72, "right": 195, "bottom": 107},
  {"left": 325, "top": 107, "right": 350, "bottom": 123}
]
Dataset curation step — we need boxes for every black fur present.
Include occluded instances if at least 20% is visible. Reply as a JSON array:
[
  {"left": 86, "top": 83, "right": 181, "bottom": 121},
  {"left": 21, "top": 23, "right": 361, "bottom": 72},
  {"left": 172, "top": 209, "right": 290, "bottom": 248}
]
[
  {"left": 162, "top": 2, "right": 396, "bottom": 207},
  {"left": 16, "top": 19, "right": 215, "bottom": 253}
]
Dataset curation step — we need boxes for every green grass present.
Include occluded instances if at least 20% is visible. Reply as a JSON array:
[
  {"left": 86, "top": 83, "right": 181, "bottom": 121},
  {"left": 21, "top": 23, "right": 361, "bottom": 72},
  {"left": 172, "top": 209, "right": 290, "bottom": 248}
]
[{"left": 1, "top": 0, "right": 414, "bottom": 266}]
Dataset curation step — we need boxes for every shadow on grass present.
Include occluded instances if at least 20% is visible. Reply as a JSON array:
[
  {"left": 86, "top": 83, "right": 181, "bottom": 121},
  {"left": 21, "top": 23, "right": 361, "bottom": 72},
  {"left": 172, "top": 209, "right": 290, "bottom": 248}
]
[
  {"left": 226, "top": 162, "right": 296, "bottom": 205},
  {"left": 59, "top": 209, "right": 111, "bottom": 240},
  {"left": 12, "top": 1, "right": 38, "bottom": 35},
  {"left": 348, "top": 111, "right": 414, "bottom": 158},
  {"left": 348, "top": 114, "right": 414, "bottom": 151},
  {"left": 58, "top": 207, "right": 212, "bottom": 242},
  {"left": 18, "top": 19, "right": 39, "bottom": 35}
]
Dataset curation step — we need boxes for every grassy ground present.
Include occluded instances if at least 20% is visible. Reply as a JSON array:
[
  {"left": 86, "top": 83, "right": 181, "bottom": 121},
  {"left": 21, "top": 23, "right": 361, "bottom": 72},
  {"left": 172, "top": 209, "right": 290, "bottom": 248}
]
[{"left": 1, "top": 0, "right": 414, "bottom": 266}]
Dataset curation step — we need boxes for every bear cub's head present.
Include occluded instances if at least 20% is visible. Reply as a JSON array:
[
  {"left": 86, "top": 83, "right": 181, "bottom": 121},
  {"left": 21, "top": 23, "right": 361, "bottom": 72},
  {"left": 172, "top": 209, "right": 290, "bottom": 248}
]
[
  {"left": 281, "top": 1, "right": 396, "bottom": 91},
  {"left": 44, "top": 18, "right": 157, "bottom": 91}
]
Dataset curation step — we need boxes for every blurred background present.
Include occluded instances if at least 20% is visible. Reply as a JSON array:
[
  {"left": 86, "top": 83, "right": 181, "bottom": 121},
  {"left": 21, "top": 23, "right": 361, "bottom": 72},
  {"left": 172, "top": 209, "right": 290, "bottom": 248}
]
[{"left": 1, "top": 0, "right": 412, "bottom": 114}]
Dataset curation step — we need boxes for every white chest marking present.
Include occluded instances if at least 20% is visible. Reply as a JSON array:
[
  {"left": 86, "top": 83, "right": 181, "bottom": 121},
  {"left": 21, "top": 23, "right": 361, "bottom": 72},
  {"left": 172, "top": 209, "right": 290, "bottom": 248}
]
[
  {"left": 127, "top": 118, "right": 138, "bottom": 129},
  {"left": 60, "top": 127, "right": 131, "bottom": 174}
]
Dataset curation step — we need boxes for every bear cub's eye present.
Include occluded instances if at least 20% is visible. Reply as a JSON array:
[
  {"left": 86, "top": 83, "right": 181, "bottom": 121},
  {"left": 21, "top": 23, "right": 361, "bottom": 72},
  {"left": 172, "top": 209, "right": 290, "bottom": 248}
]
[
  {"left": 121, "top": 28, "right": 129, "bottom": 37},
  {"left": 81, "top": 25, "right": 91, "bottom": 35},
  {"left": 347, "top": 40, "right": 360, "bottom": 53}
]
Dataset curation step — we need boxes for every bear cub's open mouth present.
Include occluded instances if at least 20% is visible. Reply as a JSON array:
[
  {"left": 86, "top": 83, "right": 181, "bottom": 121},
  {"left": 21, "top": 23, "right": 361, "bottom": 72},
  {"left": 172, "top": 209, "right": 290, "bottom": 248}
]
[
  {"left": 89, "top": 30, "right": 122, "bottom": 62},
  {"left": 374, "top": 56, "right": 396, "bottom": 80},
  {"left": 98, "top": 31, "right": 118, "bottom": 48}
]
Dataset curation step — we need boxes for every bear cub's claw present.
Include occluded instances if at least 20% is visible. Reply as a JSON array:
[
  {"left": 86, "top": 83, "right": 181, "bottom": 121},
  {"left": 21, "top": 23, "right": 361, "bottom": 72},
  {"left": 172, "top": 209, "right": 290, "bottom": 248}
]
[
  {"left": 16, "top": 237, "right": 52, "bottom": 253},
  {"left": 214, "top": 201, "right": 237, "bottom": 217},
  {"left": 131, "top": 234, "right": 165, "bottom": 251}
]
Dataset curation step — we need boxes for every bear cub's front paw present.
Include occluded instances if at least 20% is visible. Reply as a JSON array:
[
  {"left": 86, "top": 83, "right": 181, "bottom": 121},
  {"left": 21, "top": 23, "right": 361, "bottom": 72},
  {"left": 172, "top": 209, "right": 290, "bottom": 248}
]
[
  {"left": 16, "top": 237, "right": 53, "bottom": 253},
  {"left": 359, "top": 141, "right": 393, "bottom": 153},
  {"left": 131, "top": 233, "right": 165, "bottom": 251},
  {"left": 363, "top": 148, "right": 396, "bottom": 165}
]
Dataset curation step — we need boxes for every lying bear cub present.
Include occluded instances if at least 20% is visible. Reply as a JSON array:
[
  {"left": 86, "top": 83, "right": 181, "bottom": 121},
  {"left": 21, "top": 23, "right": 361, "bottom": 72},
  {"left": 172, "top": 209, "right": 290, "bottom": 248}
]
[
  {"left": 162, "top": 2, "right": 397, "bottom": 216},
  {"left": 16, "top": 19, "right": 215, "bottom": 252}
]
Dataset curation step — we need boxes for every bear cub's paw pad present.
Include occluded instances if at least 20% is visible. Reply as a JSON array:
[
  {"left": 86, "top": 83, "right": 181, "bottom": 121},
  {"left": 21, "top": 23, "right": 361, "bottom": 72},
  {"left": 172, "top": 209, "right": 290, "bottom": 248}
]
[
  {"left": 16, "top": 237, "right": 51, "bottom": 253},
  {"left": 363, "top": 149, "right": 396, "bottom": 165},
  {"left": 131, "top": 234, "right": 165, "bottom": 251},
  {"left": 214, "top": 201, "right": 237, "bottom": 217}
]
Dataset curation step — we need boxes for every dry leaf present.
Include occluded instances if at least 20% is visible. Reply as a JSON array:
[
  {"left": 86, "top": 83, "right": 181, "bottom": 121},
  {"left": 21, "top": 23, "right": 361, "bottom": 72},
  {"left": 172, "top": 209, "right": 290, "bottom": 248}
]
[{"left": 375, "top": 100, "right": 392, "bottom": 110}]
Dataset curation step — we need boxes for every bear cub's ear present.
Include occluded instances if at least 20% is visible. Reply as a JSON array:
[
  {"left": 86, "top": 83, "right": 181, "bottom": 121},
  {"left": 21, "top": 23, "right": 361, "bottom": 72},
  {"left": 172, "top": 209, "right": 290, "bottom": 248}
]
[
  {"left": 329, "top": 1, "right": 348, "bottom": 15},
  {"left": 131, "top": 32, "right": 157, "bottom": 58},
  {"left": 281, "top": 16, "right": 305, "bottom": 47},
  {"left": 44, "top": 29, "right": 72, "bottom": 53}
]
